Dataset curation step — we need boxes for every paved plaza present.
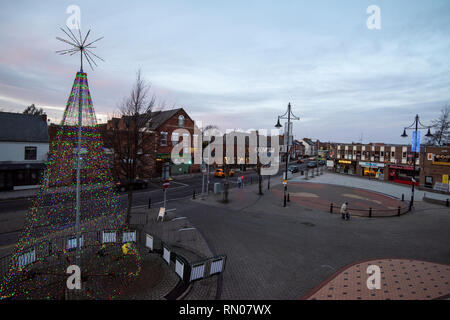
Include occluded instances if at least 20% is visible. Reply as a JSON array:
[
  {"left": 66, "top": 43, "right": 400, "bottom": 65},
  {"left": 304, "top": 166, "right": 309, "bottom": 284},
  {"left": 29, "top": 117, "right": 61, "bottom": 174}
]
[
  {"left": 303, "top": 258, "right": 450, "bottom": 300},
  {"left": 270, "top": 181, "right": 407, "bottom": 216}
]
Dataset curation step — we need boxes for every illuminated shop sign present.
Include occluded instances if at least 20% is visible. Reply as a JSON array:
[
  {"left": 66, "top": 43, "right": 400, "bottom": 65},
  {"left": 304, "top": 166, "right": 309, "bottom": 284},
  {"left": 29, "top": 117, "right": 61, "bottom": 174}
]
[
  {"left": 338, "top": 160, "right": 352, "bottom": 164},
  {"left": 433, "top": 153, "right": 450, "bottom": 166},
  {"left": 359, "top": 162, "right": 385, "bottom": 168}
]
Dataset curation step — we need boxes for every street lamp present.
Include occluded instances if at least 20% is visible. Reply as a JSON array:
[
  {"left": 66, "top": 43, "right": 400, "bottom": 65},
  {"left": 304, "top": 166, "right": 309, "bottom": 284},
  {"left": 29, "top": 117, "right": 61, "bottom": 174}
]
[
  {"left": 401, "top": 114, "right": 433, "bottom": 208},
  {"left": 275, "top": 102, "right": 300, "bottom": 207}
]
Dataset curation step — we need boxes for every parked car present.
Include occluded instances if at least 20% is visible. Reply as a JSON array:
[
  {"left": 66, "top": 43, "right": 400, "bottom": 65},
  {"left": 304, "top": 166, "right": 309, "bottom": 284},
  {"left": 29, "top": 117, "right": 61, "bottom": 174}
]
[
  {"left": 214, "top": 168, "right": 234, "bottom": 177},
  {"left": 115, "top": 179, "right": 148, "bottom": 192},
  {"left": 319, "top": 160, "right": 326, "bottom": 166},
  {"left": 307, "top": 161, "right": 317, "bottom": 168},
  {"left": 288, "top": 165, "right": 299, "bottom": 173}
]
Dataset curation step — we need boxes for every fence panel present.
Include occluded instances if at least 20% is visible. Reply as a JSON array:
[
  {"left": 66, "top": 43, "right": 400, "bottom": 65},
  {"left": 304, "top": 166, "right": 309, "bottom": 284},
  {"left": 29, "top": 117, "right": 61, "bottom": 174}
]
[
  {"left": 175, "top": 259, "right": 184, "bottom": 279},
  {"left": 210, "top": 257, "right": 225, "bottom": 275},
  {"left": 190, "top": 263, "right": 205, "bottom": 281},
  {"left": 67, "top": 236, "right": 83, "bottom": 250},
  {"left": 145, "top": 234, "right": 153, "bottom": 251},
  {"left": 102, "top": 231, "right": 116, "bottom": 244},
  {"left": 122, "top": 231, "right": 136, "bottom": 243},
  {"left": 163, "top": 246, "right": 171, "bottom": 265},
  {"left": 17, "top": 249, "right": 36, "bottom": 268}
]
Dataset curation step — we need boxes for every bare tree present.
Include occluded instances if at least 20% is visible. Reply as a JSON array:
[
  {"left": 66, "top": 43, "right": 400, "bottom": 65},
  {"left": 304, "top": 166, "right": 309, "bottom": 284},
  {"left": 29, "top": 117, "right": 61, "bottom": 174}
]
[
  {"left": 426, "top": 106, "right": 450, "bottom": 146},
  {"left": 105, "top": 70, "right": 156, "bottom": 224},
  {"left": 23, "top": 104, "right": 45, "bottom": 116}
]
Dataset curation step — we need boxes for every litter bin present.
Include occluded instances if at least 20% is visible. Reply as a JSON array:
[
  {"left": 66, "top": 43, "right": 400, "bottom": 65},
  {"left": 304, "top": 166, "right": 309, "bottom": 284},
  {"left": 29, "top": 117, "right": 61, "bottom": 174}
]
[{"left": 214, "top": 182, "right": 222, "bottom": 194}]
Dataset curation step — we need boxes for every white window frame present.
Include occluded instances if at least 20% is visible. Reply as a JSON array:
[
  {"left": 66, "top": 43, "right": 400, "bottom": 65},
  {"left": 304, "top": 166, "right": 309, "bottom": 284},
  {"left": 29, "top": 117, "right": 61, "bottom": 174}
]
[{"left": 160, "top": 132, "right": 168, "bottom": 146}]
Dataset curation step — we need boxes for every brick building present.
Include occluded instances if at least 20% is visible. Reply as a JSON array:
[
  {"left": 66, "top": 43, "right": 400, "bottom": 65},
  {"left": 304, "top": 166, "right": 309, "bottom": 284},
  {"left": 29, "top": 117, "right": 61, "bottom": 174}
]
[
  {"left": 333, "top": 143, "right": 420, "bottom": 185},
  {"left": 105, "top": 108, "right": 199, "bottom": 179},
  {"left": 419, "top": 146, "right": 450, "bottom": 193}
]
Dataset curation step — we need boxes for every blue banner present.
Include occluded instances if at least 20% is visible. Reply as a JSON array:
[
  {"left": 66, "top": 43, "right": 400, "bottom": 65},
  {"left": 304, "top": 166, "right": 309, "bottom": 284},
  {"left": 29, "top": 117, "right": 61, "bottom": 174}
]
[{"left": 411, "top": 131, "right": 421, "bottom": 152}]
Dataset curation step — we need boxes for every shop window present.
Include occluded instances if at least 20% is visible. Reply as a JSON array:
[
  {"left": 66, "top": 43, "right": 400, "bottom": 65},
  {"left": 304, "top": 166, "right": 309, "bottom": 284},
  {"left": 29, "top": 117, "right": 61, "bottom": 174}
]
[
  {"left": 425, "top": 176, "right": 433, "bottom": 188},
  {"left": 380, "top": 151, "right": 384, "bottom": 156},
  {"left": 160, "top": 132, "right": 168, "bottom": 146},
  {"left": 25, "top": 146, "right": 37, "bottom": 160}
]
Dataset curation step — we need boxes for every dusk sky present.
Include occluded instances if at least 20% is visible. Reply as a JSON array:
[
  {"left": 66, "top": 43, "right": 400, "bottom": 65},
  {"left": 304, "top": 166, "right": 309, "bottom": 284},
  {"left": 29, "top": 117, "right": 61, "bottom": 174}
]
[{"left": 0, "top": 1, "right": 449, "bottom": 144}]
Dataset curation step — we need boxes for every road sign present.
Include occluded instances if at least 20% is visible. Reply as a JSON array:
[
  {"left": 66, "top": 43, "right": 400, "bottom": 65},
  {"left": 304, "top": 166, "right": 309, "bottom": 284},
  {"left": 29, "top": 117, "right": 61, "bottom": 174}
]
[
  {"left": 163, "top": 180, "right": 170, "bottom": 189},
  {"left": 283, "top": 179, "right": 287, "bottom": 185}
]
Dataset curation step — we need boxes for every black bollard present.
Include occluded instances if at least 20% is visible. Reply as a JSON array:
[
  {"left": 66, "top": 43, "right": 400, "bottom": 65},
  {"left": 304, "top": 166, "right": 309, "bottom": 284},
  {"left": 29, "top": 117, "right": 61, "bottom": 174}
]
[
  {"left": 447, "top": 199, "right": 449, "bottom": 207},
  {"left": 193, "top": 189, "right": 196, "bottom": 199},
  {"left": 148, "top": 197, "right": 151, "bottom": 209},
  {"left": 369, "top": 207, "right": 372, "bottom": 218},
  {"left": 401, "top": 194, "right": 404, "bottom": 202},
  {"left": 397, "top": 206, "right": 401, "bottom": 216},
  {"left": 287, "top": 193, "right": 290, "bottom": 202},
  {"left": 330, "top": 203, "right": 333, "bottom": 213},
  {"left": 268, "top": 178, "right": 270, "bottom": 190},
  {"left": 283, "top": 194, "right": 286, "bottom": 207}
]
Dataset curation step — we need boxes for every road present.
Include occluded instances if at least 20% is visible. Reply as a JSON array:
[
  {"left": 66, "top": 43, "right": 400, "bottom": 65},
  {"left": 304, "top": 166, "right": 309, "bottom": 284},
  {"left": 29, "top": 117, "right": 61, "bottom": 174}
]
[
  {"left": 0, "top": 161, "right": 310, "bottom": 213},
  {"left": 0, "top": 161, "right": 312, "bottom": 249}
]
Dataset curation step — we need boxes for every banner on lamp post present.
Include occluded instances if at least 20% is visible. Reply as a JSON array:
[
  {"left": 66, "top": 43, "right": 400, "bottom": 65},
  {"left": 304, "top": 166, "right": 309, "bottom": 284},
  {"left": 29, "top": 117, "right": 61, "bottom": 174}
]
[{"left": 411, "top": 131, "right": 421, "bottom": 152}]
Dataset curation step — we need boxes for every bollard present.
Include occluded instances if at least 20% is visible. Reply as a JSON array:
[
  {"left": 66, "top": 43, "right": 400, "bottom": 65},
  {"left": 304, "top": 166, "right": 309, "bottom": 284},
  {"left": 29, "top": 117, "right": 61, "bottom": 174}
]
[
  {"left": 283, "top": 194, "right": 286, "bottom": 207},
  {"left": 330, "top": 203, "right": 333, "bottom": 214},
  {"left": 193, "top": 189, "right": 196, "bottom": 199},
  {"left": 287, "top": 193, "right": 290, "bottom": 202},
  {"left": 268, "top": 178, "right": 270, "bottom": 190},
  {"left": 401, "top": 194, "right": 404, "bottom": 202},
  {"left": 369, "top": 207, "right": 372, "bottom": 218},
  {"left": 148, "top": 197, "right": 151, "bottom": 209},
  {"left": 397, "top": 206, "right": 401, "bottom": 216},
  {"left": 447, "top": 199, "right": 449, "bottom": 207}
]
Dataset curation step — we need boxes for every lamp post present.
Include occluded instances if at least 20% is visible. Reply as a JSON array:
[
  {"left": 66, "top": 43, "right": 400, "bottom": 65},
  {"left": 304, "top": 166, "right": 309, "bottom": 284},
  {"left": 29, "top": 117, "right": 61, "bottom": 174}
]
[
  {"left": 401, "top": 114, "right": 433, "bottom": 208},
  {"left": 275, "top": 103, "right": 300, "bottom": 207}
]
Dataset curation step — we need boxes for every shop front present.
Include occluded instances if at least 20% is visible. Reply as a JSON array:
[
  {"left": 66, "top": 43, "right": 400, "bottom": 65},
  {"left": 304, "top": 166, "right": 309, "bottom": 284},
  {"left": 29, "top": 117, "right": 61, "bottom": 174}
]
[
  {"left": 335, "top": 159, "right": 356, "bottom": 175},
  {"left": 387, "top": 164, "right": 419, "bottom": 186},
  {"left": 359, "top": 161, "right": 385, "bottom": 180}
]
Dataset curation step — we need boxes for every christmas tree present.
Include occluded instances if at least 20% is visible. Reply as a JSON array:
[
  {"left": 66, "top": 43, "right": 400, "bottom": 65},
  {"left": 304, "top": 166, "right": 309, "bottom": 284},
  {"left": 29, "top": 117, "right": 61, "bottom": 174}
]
[{"left": 0, "top": 28, "right": 141, "bottom": 300}]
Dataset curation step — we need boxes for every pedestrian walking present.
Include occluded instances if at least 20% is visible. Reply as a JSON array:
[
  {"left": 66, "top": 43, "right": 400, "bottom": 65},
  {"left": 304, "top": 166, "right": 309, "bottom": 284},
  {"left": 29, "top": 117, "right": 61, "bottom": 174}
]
[
  {"left": 237, "top": 176, "right": 242, "bottom": 189},
  {"left": 340, "top": 202, "right": 349, "bottom": 220}
]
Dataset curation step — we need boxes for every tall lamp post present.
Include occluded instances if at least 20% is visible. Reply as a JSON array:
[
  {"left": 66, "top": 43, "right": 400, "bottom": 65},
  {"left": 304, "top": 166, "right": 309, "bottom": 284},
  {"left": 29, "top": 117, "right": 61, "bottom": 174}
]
[
  {"left": 275, "top": 103, "right": 300, "bottom": 207},
  {"left": 401, "top": 114, "right": 433, "bottom": 208}
]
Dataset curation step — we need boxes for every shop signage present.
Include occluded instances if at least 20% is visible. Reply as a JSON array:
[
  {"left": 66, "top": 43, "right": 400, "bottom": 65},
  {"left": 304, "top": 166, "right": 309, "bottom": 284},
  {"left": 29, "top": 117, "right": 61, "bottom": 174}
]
[
  {"left": 433, "top": 153, "right": 450, "bottom": 166},
  {"left": 338, "top": 160, "right": 352, "bottom": 164},
  {"left": 388, "top": 165, "right": 415, "bottom": 170},
  {"left": 359, "top": 161, "right": 385, "bottom": 168},
  {"left": 433, "top": 182, "right": 449, "bottom": 193}
]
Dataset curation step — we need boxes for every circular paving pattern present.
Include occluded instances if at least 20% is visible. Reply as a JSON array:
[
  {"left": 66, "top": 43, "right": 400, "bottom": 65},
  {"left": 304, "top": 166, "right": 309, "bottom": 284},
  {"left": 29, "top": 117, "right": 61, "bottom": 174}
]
[
  {"left": 302, "top": 259, "right": 450, "bottom": 300},
  {"left": 271, "top": 182, "right": 407, "bottom": 217}
]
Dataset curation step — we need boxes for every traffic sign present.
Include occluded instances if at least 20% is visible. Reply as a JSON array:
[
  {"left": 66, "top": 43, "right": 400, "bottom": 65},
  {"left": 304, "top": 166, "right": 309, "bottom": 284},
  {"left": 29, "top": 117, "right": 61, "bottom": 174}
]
[
  {"left": 163, "top": 180, "right": 170, "bottom": 189},
  {"left": 283, "top": 179, "right": 287, "bottom": 185}
]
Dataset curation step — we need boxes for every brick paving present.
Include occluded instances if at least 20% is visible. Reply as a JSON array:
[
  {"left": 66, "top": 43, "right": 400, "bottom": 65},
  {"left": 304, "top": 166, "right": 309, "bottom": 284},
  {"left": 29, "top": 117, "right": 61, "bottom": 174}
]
[
  {"left": 186, "top": 178, "right": 450, "bottom": 300},
  {"left": 270, "top": 182, "right": 407, "bottom": 216},
  {"left": 293, "top": 171, "right": 449, "bottom": 202},
  {"left": 303, "top": 259, "right": 450, "bottom": 300}
]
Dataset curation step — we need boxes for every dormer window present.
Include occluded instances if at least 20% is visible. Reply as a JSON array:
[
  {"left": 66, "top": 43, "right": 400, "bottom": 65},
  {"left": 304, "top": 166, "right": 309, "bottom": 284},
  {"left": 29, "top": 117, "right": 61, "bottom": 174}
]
[{"left": 178, "top": 115, "right": 185, "bottom": 127}]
